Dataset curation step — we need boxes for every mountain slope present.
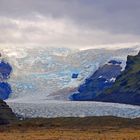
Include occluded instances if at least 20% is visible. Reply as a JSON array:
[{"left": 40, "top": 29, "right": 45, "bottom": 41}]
[
  {"left": 94, "top": 51, "right": 140, "bottom": 105},
  {"left": 71, "top": 60, "right": 122, "bottom": 100},
  {"left": 0, "top": 99, "right": 17, "bottom": 125},
  {"left": 0, "top": 58, "right": 12, "bottom": 100}
]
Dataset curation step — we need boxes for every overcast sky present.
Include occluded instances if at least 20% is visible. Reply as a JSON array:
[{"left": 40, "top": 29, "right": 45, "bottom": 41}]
[{"left": 0, "top": 0, "right": 140, "bottom": 49}]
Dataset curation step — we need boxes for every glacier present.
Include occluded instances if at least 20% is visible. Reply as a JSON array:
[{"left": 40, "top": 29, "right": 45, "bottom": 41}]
[
  {"left": 0, "top": 45, "right": 140, "bottom": 118},
  {"left": 7, "top": 100, "right": 140, "bottom": 118}
]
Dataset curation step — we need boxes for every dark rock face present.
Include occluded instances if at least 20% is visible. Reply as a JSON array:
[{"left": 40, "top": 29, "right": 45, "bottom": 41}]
[
  {"left": 0, "top": 99, "right": 17, "bottom": 125},
  {"left": 94, "top": 51, "right": 140, "bottom": 105},
  {"left": 0, "top": 59, "right": 12, "bottom": 100},
  {"left": 71, "top": 60, "right": 122, "bottom": 101},
  {"left": 0, "top": 82, "right": 12, "bottom": 100},
  {"left": 72, "top": 73, "right": 79, "bottom": 79},
  {"left": 108, "top": 60, "right": 122, "bottom": 65},
  {"left": 0, "top": 60, "right": 12, "bottom": 80}
]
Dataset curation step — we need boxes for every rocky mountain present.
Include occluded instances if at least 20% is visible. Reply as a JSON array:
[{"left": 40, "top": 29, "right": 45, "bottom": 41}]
[
  {"left": 0, "top": 56, "right": 12, "bottom": 100},
  {"left": 71, "top": 51, "right": 140, "bottom": 105},
  {"left": 0, "top": 55, "right": 16, "bottom": 124},
  {"left": 0, "top": 99, "right": 17, "bottom": 125},
  {"left": 94, "top": 51, "right": 140, "bottom": 105},
  {"left": 71, "top": 60, "right": 123, "bottom": 101}
]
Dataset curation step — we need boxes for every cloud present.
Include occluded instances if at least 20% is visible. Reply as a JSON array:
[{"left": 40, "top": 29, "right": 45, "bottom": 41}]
[{"left": 0, "top": 0, "right": 140, "bottom": 49}]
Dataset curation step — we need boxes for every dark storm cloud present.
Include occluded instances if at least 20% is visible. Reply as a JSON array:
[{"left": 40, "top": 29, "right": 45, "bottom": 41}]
[
  {"left": 0, "top": 0, "right": 140, "bottom": 35},
  {"left": 0, "top": 0, "right": 140, "bottom": 48}
]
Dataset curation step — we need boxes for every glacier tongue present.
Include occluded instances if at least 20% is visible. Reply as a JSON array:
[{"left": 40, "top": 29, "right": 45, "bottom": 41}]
[{"left": 7, "top": 101, "right": 140, "bottom": 119}]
